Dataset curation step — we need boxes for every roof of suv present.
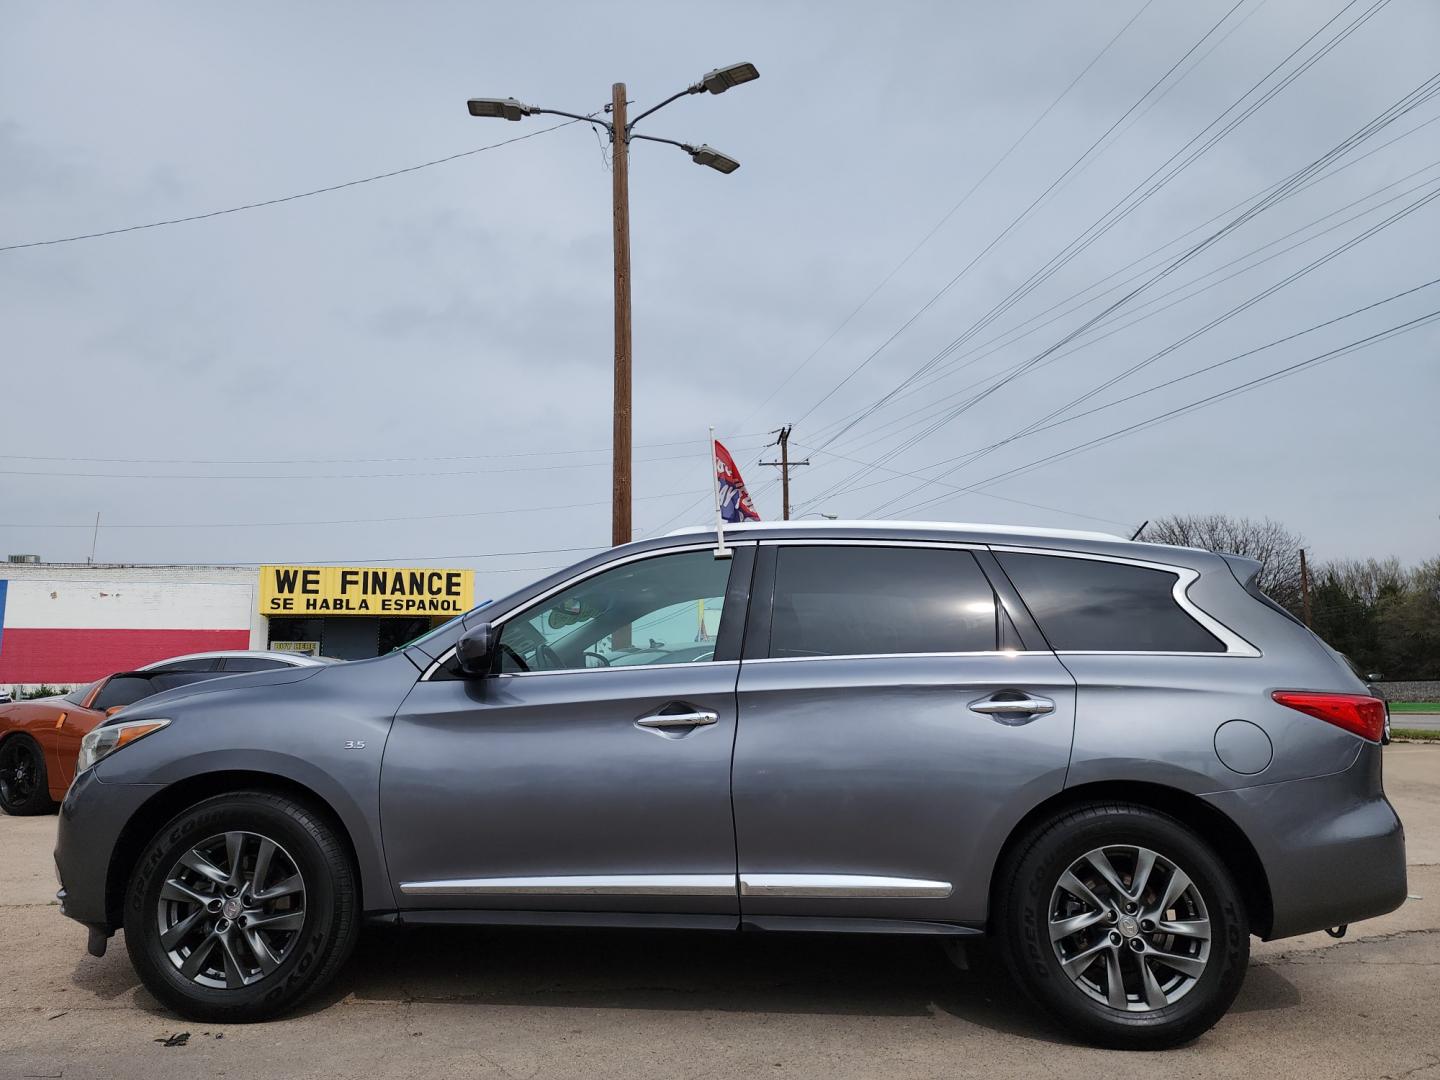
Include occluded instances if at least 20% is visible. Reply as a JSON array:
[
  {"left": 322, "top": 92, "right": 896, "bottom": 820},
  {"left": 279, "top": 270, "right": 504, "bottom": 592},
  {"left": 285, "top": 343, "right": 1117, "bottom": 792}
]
[{"left": 666, "top": 519, "right": 1128, "bottom": 544}]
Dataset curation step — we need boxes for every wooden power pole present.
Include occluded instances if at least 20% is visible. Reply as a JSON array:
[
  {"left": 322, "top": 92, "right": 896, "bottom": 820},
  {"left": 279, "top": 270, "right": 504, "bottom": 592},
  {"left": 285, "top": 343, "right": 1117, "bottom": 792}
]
[
  {"left": 610, "top": 82, "right": 633, "bottom": 548},
  {"left": 761, "top": 425, "right": 809, "bottom": 520},
  {"left": 1299, "top": 547, "right": 1313, "bottom": 627}
]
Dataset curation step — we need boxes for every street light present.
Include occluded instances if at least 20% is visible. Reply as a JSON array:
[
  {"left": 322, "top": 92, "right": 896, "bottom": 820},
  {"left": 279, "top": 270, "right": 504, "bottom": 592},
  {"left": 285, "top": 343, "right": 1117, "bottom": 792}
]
[
  {"left": 697, "top": 62, "right": 760, "bottom": 95},
  {"left": 466, "top": 63, "right": 759, "bottom": 548},
  {"left": 465, "top": 97, "right": 535, "bottom": 121}
]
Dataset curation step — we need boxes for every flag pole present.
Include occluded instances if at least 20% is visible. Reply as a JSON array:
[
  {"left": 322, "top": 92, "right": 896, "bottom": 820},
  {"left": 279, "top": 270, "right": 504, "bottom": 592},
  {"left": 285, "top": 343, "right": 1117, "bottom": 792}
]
[{"left": 709, "top": 426, "right": 731, "bottom": 559}]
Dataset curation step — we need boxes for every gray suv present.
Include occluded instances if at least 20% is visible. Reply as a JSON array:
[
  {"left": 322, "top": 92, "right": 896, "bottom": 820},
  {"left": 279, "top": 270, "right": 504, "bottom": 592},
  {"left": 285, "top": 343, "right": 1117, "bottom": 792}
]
[{"left": 54, "top": 521, "right": 1406, "bottom": 1048}]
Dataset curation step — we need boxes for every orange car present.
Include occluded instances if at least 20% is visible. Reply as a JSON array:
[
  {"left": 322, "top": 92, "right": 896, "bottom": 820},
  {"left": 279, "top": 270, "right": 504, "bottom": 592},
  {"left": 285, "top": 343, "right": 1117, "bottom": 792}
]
[{"left": 0, "top": 669, "right": 218, "bottom": 814}]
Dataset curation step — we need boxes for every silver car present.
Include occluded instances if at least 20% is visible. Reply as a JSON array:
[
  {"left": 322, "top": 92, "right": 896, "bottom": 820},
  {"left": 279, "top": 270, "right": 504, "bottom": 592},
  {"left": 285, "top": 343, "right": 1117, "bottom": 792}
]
[{"left": 54, "top": 521, "right": 1405, "bottom": 1048}]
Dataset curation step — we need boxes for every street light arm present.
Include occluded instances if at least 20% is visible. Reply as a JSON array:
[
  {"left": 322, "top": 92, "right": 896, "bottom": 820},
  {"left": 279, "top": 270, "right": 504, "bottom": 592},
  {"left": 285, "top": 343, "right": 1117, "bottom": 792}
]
[
  {"left": 626, "top": 132, "right": 695, "bottom": 153},
  {"left": 532, "top": 107, "right": 613, "bottom": 134},
  {"left": 626, "top": 86, "right": 701, "bottom": 131}
]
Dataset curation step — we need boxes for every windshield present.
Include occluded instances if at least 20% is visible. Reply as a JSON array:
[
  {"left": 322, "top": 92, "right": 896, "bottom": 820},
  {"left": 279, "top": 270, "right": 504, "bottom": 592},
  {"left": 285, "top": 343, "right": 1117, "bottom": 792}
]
[{"left": 398, "top": 605, "right": 490, "bottom": 652}]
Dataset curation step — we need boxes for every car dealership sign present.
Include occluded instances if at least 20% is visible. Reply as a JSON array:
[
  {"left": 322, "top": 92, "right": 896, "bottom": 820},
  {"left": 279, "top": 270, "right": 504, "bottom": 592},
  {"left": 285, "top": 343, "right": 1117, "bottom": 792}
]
[{"left": 259, "top": 565, "right": 474, "bottom": 616}]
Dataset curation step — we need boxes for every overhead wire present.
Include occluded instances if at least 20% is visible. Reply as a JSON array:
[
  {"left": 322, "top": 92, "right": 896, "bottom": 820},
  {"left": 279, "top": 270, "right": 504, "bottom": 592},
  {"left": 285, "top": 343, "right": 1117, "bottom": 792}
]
[
  {"left": 0, "top": 117, "right": 591, "bottom": 253},
  {"left": 886, "top": 308, "right": 1440, "bottom": 517},
  {"left": 800, "top": 21, "right": 1429, "bottom": 511},
  {"left": 795, "top": 0, "right": 1391, "bottom": 507}
]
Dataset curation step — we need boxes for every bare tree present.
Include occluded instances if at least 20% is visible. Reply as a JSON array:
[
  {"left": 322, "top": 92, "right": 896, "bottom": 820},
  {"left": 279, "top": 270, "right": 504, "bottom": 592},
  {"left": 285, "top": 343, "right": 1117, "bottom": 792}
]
[{"left": 1140, "top": 514, "right": 1306, "bottom": 611}]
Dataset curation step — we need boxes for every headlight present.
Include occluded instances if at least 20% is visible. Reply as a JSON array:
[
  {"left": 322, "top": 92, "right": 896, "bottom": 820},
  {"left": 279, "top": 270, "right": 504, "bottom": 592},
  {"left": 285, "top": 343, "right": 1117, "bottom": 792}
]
[{"left": 77, "top": 718, "right": 170, "bottom": 774}]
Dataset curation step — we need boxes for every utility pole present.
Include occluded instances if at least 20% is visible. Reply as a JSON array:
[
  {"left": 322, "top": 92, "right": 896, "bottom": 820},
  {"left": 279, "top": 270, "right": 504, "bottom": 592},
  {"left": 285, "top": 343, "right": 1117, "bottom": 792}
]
[
  {"left": 610, "top": 83, "right": 632, "bottom": 548},
  {"left": 88, "top": 512, "right": 100, "bottom": 564},
  {"left": 1299, "top": 547, "right": 1313, "bottom": 627},
  {"left": 761, "top": 424, "right": 809, "bottom": 520},
  {"left": 466, "top": 63, "right": 759, "bottom": 548}
]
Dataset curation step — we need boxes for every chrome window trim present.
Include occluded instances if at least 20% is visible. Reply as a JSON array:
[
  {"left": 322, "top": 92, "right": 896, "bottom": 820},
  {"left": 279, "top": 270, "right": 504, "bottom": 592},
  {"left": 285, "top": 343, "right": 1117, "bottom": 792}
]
[
  {"left": 400, "top": 874, "right": 736, "bottom": 897},
  {"left": 420, "top": 541, "right": 755, "bottom": 681},
  {"left": 747, "top": 651, "right": 1022, "bottom": 664},
  {"left": 398, "top": 872, "right": 954, "bottom": 900},
  {"left": 990, "top": 545, "right": 1261, "bottom": 658},
  {"left": 759, "top": 538, "right": 986, "bottom": 551},
  {"left": 497, "top": 659, "right": 738, "bottom": 680},
  {"left": 739, "top": 874, "right": 952, "bottom": 899}
]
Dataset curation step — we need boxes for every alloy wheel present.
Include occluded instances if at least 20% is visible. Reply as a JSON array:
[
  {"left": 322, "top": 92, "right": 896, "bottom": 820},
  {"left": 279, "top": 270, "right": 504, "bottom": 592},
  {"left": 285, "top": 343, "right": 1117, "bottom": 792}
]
[
  {"left": 0, "top": 740, "right": 39, "bottom": 805},
  {"left": 156, "top": 830, "right": 307, "bottom": 989},
  {"left": 1048, "top": 844, "right": 1211, "bottom": 1012}
]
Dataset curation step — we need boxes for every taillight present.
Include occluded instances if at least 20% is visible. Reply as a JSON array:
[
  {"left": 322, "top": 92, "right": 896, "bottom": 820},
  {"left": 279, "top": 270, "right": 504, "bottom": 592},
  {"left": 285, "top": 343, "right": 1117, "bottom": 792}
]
[{"left": 1272, "top": 691, "right": 1387, "bottom": 742}]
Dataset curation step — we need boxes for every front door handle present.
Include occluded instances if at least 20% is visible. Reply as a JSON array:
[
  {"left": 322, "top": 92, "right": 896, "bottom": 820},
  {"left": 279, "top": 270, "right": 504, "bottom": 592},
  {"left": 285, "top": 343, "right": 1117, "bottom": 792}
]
[
  {"left": 969, "top": 693, "right": 1056, "bottom": 717},
  {"left": 635, "top": 709, "right": 719, "bottom": 729}
]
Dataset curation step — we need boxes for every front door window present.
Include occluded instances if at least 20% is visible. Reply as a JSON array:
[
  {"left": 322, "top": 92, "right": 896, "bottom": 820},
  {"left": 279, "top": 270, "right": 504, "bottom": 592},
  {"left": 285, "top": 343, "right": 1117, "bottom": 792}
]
[{"left": 497, "top": 550, "right": 734, "bottom": 673}]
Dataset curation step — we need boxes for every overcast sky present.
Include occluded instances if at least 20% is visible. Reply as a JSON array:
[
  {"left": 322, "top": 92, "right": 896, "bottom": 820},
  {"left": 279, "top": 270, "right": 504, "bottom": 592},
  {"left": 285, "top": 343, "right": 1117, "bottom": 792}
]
[{"left": 3, "top": 0, "right": 1437, "bottom": 599}]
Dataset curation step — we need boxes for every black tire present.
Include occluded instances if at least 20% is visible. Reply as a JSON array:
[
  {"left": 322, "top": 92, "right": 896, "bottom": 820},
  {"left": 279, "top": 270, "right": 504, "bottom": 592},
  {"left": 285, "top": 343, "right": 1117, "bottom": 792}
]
[
  {"left": 0, "top": 734, "right": 58, "bottom": 815},
  {"left": 124, "top": 790, "right": 359, "bottom": 1022},
  {"left": 995, "top": 802, "right": 1249, "bottom": 1050}
]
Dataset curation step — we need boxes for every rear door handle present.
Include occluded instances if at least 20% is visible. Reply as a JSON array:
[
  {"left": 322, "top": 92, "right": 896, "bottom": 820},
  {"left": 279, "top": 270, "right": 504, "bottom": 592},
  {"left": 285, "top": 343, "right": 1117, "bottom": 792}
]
[
  {"left": 635, "top": 709, "right": 719, "bottom": 729},
  {"left": 969, "top": 693, "right": 1056, "bottom": 717}
]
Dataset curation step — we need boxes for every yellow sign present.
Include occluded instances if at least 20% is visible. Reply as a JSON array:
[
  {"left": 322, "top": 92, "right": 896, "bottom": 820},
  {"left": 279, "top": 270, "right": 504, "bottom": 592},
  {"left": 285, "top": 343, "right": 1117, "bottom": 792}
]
[{"left": 259, "top": 566, "right": 475, "bottom": 616}]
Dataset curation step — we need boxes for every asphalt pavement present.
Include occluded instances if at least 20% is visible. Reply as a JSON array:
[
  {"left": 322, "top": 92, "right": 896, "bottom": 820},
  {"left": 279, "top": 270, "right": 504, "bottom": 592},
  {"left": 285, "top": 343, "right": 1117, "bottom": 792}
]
[
  {"left": 1394, "top": 712, "right": 1440, "bottom": 732},
  {"left": 2, "top": 746, "right": 1438, "bottom": 1080}
]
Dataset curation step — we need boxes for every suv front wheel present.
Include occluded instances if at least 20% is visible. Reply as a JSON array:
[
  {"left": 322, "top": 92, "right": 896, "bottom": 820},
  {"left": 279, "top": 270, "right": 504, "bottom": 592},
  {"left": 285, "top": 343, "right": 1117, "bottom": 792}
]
[
  {"left": 995, "top": 803, "right": 1249, "bottom": 1049},
  {"left": 124, "top": 791, "right": 359, "bottom": 1022}
]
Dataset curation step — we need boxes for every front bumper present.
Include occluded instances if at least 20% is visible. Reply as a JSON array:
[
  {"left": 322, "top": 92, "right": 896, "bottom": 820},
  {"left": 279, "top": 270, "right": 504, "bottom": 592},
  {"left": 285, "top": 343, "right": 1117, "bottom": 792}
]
[
  {"left": 1204, "top": 742, "right": 1406, "bottom": 940},
  {"left": 54, "top": 767, "right": 162, "bottom": 934}
]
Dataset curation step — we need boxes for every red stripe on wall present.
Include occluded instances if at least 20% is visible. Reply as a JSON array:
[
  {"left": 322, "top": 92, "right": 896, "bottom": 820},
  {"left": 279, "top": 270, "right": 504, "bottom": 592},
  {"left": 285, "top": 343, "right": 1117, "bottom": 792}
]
[{"left": 0, "top": 627, "right": 251, "bottom": 683}]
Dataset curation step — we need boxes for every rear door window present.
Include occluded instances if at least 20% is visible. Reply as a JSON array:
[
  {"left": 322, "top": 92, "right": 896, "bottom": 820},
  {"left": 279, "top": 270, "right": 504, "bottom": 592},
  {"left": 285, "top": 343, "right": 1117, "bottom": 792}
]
[
  {"left": 995, "top": 552, "right": 1224, "bottom": 653},
  {"left": 147, "top": 658, "right": 221, "bottom": 673},
  {"left": 219, "top": 657, "right": 289, "bottom": 672},
  {"left": 768, "top": 545, "right": 1000, "bottom": 658}
]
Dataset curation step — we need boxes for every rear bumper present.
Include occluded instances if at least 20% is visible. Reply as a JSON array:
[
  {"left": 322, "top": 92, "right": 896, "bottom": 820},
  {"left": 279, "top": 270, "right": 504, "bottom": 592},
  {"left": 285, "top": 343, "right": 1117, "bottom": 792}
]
[
  {"left": 54, "top": 767, "right": 161, "bottom": 933},
  {"left": 1203, "top": 743, "right": 1406, "bottom": 940}
]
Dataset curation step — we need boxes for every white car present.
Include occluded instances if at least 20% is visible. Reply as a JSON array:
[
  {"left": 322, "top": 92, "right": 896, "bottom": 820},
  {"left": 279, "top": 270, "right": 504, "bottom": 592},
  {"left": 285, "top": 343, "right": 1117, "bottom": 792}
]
[{"left": 138, "top": 650, "right": 341, "bottom": 674}]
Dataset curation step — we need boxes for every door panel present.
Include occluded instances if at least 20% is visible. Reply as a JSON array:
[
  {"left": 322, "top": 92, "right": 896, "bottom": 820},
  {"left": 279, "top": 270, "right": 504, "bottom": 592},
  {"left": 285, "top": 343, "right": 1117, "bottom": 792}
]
[
  {"left": 384, "top": 662, "right": 742, "bottom": 915},
  {"left": 734, "top": 653, "right": 1075, "bottom": 924},
  {"left": 732, "top": 540, "right": 1077, "bottom": 926}
]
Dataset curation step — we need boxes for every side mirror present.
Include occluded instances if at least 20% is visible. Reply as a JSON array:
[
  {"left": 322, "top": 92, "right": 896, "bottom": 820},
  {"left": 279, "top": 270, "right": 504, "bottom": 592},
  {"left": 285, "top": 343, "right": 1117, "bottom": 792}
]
[
  {"left": 455, "top": 622, "right": 498, "bottom": 677},
  {"left": 1367, "top": 673, "right": 1384, "bottom": 682}
]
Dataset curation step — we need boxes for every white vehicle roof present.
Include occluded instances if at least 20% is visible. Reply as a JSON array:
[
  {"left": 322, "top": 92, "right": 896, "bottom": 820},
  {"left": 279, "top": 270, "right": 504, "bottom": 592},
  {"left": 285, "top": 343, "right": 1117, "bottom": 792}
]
[{"left": 137, "top": 650, "right": 338, "bottom": 669}]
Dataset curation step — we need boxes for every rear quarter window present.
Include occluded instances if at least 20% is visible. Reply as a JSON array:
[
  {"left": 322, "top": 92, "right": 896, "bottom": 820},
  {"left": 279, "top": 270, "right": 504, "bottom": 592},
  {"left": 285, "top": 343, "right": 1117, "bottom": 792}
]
[{"left": 996, "top": 552, "right": 1225, "bottom": 653}]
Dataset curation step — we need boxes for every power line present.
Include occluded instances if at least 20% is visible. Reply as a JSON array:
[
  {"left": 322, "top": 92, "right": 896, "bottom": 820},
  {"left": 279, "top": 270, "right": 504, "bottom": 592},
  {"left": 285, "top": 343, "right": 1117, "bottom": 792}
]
[
  {"left": 796, "top": 0, "right": 1390, "bottom": 501},
  {"left": 0, "top": 488, "right": 697, "bottom": 530},
  {"left": 0, "top": 117, "right": 589, "bottom": 253},
  {"left": 787, "top": 0, "right": 1256, "bottom": 439},
  {"left": 735, "top": 0, "right": 1159, "bottom": 429},
  {"left": 801, "top": 106, "right": 1440, "bottom": 452},
  {"left": 863, "top": 175, "right": 1440, "bottom": 515},
  {"left": 886, "top": 309, "right": 1440, "bottom": 517},
  {"left": 788, "top": 442, "right": 1135, "bottom": 528},
  {"left": 0, "top": 434, "right": 769, "bottom": 467},
  {"left": 800, "top": 34, "right": 1431, "bottom": 510},
  {"left": 844, "top": 273, "right": 1440, "bottom": 511}
]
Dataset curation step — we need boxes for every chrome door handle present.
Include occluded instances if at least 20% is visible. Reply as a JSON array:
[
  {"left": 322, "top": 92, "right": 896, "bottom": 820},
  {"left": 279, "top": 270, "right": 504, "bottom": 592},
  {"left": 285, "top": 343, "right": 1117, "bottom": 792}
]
[
  {"left": 969, "top": 694, "right": 1056, "bottom": 716},
  {"left": 635, "top": 710, "right": 719, "bottom": 729}
]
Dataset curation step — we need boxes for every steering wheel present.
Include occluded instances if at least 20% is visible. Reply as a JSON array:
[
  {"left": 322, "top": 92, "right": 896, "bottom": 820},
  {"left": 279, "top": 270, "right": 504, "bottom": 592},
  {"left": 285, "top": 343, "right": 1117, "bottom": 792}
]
[
  {"left": 497, "top": 643, "right": 531, "bottom": 672},
  {"left": 583, "top": 651, "right": 612, "bottom": 668}
]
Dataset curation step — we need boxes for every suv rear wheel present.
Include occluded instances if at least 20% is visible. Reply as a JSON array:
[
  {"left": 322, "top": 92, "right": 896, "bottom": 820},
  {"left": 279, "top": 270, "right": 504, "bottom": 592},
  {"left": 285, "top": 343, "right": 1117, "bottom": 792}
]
[
  {"left": 995, "top": 803, "right": 1248, "bottom": 1049},
  {"left": 124, "top": 791, "right": 358, "bottom": 1022}
]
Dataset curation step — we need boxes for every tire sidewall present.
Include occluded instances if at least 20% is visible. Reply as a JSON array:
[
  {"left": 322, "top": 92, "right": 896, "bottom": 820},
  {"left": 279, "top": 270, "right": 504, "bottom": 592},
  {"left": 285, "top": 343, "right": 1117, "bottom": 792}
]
[
  {"left": 0, "top": 735, "right": 54, "bottom": 815},
  {"left": 124, "top": 793, "right": 354, "bottom": 1020},
  {"left": 1005, "top": 807, "right": 1249, "bottom": 1047}
]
